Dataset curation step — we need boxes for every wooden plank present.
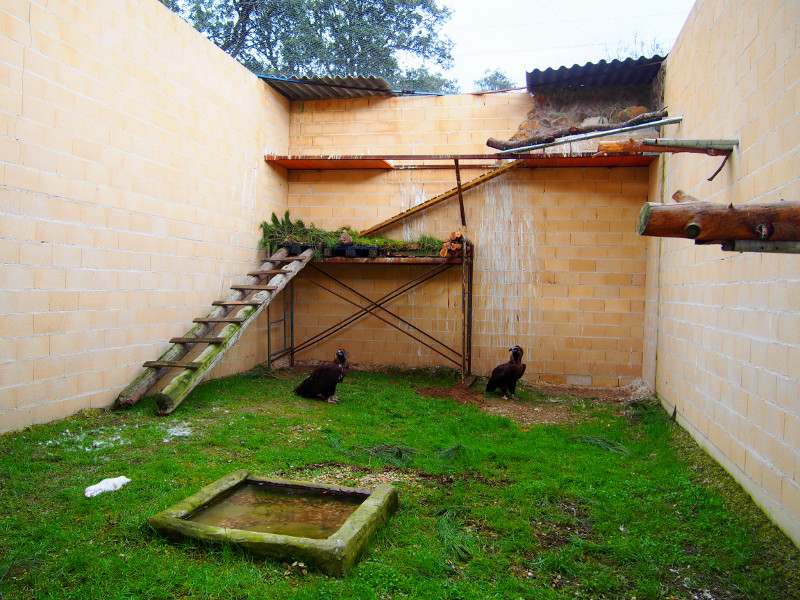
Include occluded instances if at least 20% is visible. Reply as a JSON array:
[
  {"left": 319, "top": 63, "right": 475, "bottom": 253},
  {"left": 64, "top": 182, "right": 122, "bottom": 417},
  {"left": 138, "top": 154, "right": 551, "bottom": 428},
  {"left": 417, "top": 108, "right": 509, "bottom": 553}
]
[
  {"left": 360, "top": 159, "right": 524, "bottom": 237},
  {"left": 266, "top": 157, "right": 394, "bottom": 170},
  {"left": 212, "top": 300, "right": 262, "bottom": 306},
  {"left": 247, "top": 269, "right": 291, "bottom": 276},
  {"left": 230, "top": 285, "right": 279, "bottom": 291},
  {"left": 169, "top": 337, "right": 227, "bottom": 344},
  {"left": 143, "top": 360, "right": 201, "bottom": 369},
  {"left": 193, "top": 317, "right": 246, "bottom": 323}
]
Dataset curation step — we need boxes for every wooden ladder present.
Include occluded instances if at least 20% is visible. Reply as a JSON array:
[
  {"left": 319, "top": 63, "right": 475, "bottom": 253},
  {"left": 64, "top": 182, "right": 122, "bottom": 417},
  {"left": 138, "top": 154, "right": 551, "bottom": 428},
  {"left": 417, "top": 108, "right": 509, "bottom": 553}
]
[{"left": 114, "top": 247, "right": 314, "bottom": 415}]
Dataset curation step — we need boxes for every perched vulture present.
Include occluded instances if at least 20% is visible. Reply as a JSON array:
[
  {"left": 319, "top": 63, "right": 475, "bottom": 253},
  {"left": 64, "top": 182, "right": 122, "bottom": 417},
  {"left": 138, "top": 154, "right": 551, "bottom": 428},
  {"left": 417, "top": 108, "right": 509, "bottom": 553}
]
[
  {"left": 294, "top": 349, "right": 348, "bottom": 403},
  {"left": 486, "top": 345, "right": 526, "bottom": 400}
]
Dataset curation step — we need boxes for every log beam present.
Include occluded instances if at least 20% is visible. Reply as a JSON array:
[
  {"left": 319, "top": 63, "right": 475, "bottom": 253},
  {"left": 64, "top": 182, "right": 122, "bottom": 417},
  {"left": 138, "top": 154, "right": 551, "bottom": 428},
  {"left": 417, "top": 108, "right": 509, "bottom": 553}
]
[
  {"left": 596, "top": 139, "right": 731, "bottom": 156},
  {"left": 637, "top": 198, "right": 800, "bottom": 242}
]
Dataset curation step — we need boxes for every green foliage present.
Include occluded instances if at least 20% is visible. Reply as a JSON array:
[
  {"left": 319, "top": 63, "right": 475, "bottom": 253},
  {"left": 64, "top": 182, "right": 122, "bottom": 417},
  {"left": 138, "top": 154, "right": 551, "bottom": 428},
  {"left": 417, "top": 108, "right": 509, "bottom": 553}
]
[
  {"left": 259, "top": 211, "right": 444, "bottom": 258},
  {"left": 569, "top": 434, "right": 630, "bottom": 455},
  {"left": 473, "top": 68, "right": 517, "bottom": 92},
  {"left": 435, "top": 506, "right": 482, "bottom": 561},
  {"left": 0, "top": 368, "right": 798, "bottom": 599},
  {"left": 394, "top": 67, "right": 461, "bottom": 94},
  {"left": 164, "top": 0, "right": 459, "bottom": 93}
]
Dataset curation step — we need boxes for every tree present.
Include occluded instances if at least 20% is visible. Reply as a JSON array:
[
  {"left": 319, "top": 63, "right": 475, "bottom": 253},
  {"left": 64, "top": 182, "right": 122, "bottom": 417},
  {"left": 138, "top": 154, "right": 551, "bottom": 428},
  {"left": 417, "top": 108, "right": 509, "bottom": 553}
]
[
  {"left": 394, "top": 67, "right": 460, "bottom": 94},
  {"left": 473, "top": 69, "right": 516, "bottom": 92},
  {"left": 161, "top": 0, "right": 459, "bottom": 93},
  {"left": 605, "top": 33, "right": 667, "bottom": 61}
]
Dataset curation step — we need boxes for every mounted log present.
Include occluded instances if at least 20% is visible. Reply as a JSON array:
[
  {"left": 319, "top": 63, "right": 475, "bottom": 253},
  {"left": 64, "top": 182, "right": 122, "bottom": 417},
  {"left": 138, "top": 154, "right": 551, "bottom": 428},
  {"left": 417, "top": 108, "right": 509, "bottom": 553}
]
[
  {"left": 596, "top": 139, "right": 730, "bottom": 156},
  {"left": 637, "top": 199, "right": 800, "bottom": 242}
]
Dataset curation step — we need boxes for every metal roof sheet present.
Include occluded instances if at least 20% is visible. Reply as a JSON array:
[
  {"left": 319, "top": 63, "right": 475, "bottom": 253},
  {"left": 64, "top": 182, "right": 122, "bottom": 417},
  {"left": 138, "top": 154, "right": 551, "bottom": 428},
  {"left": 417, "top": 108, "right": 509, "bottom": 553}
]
[
  {"left": 259, "top": 75, "right": 398, "bottom": 101},
  {"left": 526, "top": 55, "right": 665, "bottom": 90}
]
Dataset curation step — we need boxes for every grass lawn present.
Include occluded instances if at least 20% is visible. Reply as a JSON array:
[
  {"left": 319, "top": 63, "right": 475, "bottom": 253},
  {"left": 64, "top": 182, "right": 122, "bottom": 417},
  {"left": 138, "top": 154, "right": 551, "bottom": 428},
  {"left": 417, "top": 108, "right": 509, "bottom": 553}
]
[{"left": 1, "top": 366, "right": 798, "bottom": 599}]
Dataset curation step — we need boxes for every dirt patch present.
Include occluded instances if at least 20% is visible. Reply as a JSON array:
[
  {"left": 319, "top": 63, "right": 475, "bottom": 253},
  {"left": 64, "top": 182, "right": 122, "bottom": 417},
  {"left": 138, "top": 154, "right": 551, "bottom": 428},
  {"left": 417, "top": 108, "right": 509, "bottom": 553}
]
[
  {"left": 525, "top": 379, "right": 653, "bottom": 404},
  {"left": 416, "top": 379, "right": 654, "bottom": 428}
]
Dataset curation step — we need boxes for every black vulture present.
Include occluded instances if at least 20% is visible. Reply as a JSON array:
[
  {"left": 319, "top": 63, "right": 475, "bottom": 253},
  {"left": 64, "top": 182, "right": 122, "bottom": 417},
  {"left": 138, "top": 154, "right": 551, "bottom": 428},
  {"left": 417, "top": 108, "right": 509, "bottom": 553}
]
[
  {"left": 486, "top": 345, "right": 526, "bottom": 400},
  {"left": 294, "top": 349, "right": 348, "bottom": 403}
]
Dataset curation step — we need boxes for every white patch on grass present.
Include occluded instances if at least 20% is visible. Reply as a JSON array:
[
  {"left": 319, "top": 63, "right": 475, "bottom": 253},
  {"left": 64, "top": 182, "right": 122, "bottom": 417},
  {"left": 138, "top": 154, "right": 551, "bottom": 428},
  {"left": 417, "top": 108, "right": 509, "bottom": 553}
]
[{"left": 84, "top": 476, "right": 131, "bottom": 497}]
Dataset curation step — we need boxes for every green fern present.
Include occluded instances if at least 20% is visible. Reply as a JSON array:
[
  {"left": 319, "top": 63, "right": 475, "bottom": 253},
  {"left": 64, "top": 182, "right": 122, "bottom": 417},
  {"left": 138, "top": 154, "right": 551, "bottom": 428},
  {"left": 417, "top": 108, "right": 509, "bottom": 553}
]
[{"left": 259, "top": 211, "right": 445, "bottom": 258}]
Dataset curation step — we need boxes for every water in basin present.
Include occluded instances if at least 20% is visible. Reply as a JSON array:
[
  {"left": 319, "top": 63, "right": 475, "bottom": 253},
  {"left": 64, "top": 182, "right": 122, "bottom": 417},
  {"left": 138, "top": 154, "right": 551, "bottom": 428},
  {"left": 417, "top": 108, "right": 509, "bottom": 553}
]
[{"left": 187, "top": 482, "right": 364, "bottom": 539}]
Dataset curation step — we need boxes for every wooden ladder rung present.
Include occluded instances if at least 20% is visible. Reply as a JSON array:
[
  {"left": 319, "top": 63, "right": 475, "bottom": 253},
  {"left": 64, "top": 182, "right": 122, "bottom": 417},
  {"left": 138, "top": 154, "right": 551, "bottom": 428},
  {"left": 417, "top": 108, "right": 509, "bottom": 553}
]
[
  {"left": 212, "top": 300, "right": 261, "bottom": 306},
  {"left": 144, "top": 360, "right": 202, "bottom": 369},
  {"left": 275, "top": 256, "right": 306, "bottom": 261},
  {"left": 230, "top": 285, "right": 278, "bottom": 291},
  {"left": 170, "top": 337, "right": 226, "bottom": 344},
  {"left": 247, "top": 269, "right": 291, "bottom": 276},
  {"left": 193, "top": 317, "right": 246, "bottom": 323}
]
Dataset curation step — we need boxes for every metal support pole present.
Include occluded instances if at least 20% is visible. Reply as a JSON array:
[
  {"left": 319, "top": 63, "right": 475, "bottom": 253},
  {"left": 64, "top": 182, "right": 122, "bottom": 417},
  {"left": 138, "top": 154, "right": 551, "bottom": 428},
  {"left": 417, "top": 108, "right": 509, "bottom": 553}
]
[
  {"left": 454, "top": 158, "right": 466, "bottom": 227},
  {"left": 289, "top": 279, "right": 295, "bottom": 367},
  {"left": 266, "top": 304, "right": 271, "bottom": 370}
]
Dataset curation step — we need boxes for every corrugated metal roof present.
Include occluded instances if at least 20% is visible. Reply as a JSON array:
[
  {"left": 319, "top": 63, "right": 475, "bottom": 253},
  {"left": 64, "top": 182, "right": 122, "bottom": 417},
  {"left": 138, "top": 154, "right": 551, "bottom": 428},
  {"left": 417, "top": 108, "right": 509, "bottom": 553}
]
[
  {"left": 526, "top": 55, "right": 665, "bottom": 90},
  {"left": 259, "top": 75, "right": 398, "bottom": 101}
]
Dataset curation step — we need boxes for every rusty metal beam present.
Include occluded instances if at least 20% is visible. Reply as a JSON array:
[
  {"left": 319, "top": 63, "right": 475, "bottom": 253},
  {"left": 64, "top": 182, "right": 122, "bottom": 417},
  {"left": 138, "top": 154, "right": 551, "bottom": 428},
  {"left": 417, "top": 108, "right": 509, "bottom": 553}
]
[
  {"left": 273, "top": 252, "right": 474, "bottom": 379},
  {"left": 297, "top": 272, "right": 462, "bottom": 368},
  {"left": 271, "top": 261, "right": 456, "bottom": 362},
  {"left": 454, "top": 158, "right": 466, "bottom": 227},
  {"left": 306, "top": 263, "right": 456, "bottom": 358}
]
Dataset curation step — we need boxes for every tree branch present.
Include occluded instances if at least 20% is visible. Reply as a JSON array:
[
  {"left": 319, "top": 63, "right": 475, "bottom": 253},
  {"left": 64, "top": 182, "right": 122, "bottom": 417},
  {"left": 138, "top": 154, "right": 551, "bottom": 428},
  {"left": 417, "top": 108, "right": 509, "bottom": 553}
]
[{"left": 486, "top": 108, "right": 669, "bottom": 150}]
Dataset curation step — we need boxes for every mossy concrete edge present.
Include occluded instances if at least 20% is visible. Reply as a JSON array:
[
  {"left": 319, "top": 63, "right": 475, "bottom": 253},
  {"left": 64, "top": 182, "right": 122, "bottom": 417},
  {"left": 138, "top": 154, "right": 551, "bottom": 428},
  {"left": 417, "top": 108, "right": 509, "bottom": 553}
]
[{"left": 147, "top": 470, "right": 399, "bottom": 576}]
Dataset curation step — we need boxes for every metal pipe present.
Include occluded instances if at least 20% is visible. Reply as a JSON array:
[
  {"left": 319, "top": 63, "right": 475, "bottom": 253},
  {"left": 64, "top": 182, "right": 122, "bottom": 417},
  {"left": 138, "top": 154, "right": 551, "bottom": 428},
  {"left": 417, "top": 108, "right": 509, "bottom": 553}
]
[
  {"left": 498, "top": 116, "right": 684, "bottom": 154},
  {"left": 454, "top": 159, "right": 466, "bottom": 227}
]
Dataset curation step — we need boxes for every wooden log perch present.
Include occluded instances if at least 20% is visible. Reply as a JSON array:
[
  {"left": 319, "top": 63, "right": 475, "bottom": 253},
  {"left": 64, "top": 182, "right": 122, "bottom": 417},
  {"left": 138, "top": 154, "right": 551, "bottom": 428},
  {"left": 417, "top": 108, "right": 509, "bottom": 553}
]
[
  {"left": 487, "top": 109, "right": 668, "bottom": 151},
  {"left": 637, "top": 199, "right": 800, "bottom": 242},
  {"left": 596, "top": 139, "right": 730, "bottom": 156}
]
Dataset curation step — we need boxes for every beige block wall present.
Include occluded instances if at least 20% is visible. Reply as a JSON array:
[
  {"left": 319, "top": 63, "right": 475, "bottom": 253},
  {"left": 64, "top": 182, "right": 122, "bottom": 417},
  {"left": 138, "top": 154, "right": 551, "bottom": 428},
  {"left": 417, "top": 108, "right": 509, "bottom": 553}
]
[
  {"left": 0, "top": 0, "right": 290, "bottom": 433},
  {"left": 644, "top": 0, "right": 800, "bottom": 544},
  {"left": 284, "top": 93, "right": 649, "bottom": 384}
]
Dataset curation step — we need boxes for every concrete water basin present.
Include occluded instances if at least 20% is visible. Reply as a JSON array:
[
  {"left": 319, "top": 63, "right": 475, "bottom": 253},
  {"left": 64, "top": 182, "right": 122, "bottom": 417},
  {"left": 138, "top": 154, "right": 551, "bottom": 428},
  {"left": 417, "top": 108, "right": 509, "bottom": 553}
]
[{"left": 148, "top": 469, "right": 398, "bottom": 575}]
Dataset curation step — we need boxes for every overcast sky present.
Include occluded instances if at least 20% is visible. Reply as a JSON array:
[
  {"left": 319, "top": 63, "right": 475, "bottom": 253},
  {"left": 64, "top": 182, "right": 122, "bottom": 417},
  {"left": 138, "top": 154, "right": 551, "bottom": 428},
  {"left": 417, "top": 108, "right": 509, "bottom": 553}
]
[{"left": 437, "top": 0, "right": 697, "bottom": 91}]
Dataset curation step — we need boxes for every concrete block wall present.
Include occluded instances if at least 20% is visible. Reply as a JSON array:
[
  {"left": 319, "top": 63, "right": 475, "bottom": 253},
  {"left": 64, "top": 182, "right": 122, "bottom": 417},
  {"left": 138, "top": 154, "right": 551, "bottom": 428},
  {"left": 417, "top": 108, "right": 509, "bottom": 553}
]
[
  {"left": 1, "top": 0, "right": 290, "bottom": 433},
  {"left": 644, "top": 0, "right": 800, "bottom": 545},
  {"left": 284, "top": 93, "right": 650, "bottom": 383}
]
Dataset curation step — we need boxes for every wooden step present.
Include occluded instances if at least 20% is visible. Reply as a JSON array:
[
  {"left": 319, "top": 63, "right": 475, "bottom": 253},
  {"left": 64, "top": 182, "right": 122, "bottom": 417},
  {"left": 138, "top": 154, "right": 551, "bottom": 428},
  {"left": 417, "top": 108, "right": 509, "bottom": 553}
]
[
  {"left": 170, "top": 337, "right": 226, "bottom": 344},
  {"left": 247, "top": 269, "right": 291, "bottom": 276},
  {"left": 230, "top": 285, "right": 279, "bottom": 292},
  {"left": 193, "top": 317, "right": 246, "bottom": 324},
  {"left": 144, "top": 360, "right": 202, "bottom": 369},
  {"left": 212, "top": 300, "right": 262, "bottom": 306}
]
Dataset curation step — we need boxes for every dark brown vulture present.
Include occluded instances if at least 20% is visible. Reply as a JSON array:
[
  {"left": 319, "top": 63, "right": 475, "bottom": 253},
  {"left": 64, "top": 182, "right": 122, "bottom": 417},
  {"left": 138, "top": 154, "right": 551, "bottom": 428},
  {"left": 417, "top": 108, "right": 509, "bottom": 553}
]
[
  {"left": 486, "top": 345, "right": 526, "bottom": 400},
  {"left": 294, "top": 349, "right": 348, "bottom": 403}
]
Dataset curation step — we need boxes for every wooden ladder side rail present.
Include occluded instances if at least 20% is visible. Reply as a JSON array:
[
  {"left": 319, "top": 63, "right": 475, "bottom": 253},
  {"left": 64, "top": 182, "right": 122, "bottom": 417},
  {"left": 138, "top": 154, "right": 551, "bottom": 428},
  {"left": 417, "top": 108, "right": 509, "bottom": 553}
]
[
  {"left": 114, "top": 247, "right": 293, "bottom": 409},
  {"left": 359, "top": 159, "right": 524, "bottom": 237},
  {"left": 153, "top": 248, "right": 315, "bottom": 416}
]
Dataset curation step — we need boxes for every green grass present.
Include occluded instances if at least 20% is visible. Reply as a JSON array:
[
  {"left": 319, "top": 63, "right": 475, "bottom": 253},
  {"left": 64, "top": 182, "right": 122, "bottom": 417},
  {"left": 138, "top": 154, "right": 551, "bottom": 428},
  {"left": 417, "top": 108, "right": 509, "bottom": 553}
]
[{"left": 1, "top": 367, "right": 798, "bottom": 599}]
